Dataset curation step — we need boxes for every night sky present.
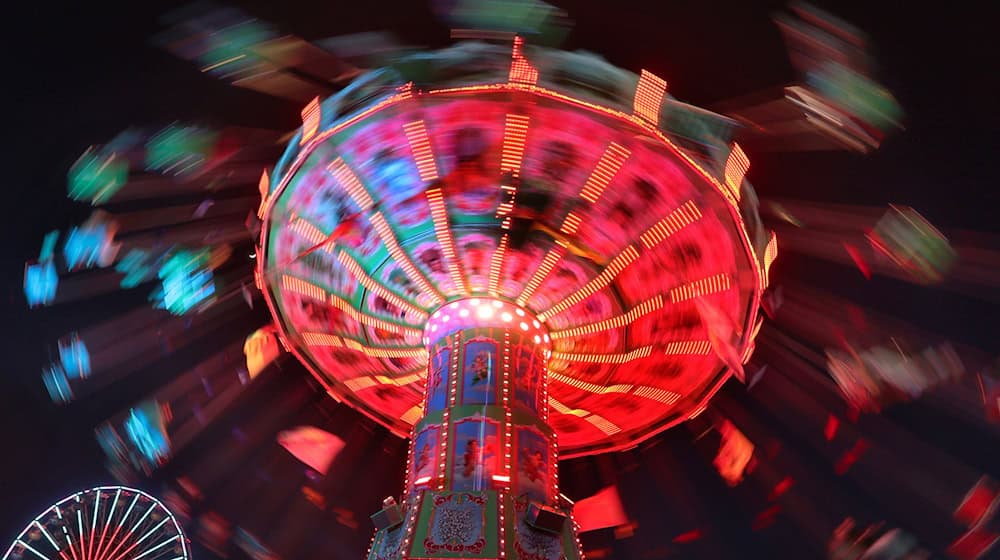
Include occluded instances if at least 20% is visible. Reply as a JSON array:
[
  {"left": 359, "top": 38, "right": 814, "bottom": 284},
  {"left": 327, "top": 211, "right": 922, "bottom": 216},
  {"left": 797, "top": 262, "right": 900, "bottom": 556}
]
[{"left": 1, "top": 1, "right": 996, "bottom": 558}]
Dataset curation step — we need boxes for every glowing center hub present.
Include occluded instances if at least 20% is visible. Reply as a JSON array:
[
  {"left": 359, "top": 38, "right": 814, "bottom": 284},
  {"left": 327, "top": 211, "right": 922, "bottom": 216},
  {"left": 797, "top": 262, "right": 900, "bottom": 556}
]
[{"left": 424, "top": 298, "right": 550, "bottom": 351}]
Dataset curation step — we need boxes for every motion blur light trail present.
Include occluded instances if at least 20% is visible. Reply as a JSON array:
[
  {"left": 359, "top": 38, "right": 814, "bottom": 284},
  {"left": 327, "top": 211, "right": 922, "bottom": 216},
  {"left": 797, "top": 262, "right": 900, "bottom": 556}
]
[{"left": 10, "top": 2, "right": 1000, "bottom": 559}]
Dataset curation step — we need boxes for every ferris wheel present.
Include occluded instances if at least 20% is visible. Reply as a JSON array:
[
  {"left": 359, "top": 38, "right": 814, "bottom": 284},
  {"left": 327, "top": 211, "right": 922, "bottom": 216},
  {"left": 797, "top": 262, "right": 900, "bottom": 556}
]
[{"left": 3, "top": 486, "right": 189, "bottom": 560}]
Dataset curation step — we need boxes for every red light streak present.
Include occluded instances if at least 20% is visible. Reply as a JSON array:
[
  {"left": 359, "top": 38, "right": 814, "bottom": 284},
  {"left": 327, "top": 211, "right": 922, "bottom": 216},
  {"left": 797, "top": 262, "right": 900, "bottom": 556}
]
[{"left": 824, "top": 414, "right": 840, "bottom": 441}]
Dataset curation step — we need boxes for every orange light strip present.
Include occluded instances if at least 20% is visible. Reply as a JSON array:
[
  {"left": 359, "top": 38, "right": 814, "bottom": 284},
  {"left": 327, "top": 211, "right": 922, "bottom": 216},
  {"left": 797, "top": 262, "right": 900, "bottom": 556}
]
[
  {"left": 662, "top": 340, "right": 713, "bottom": 355},
  {"left": 585, "top": 414, "right": 622, "bottom": 435},
  {"left": 632, "top": 386, "right": 681, "bottom": 404},
  {"left": 344, "top": 377, "right": 378, "bottom": 391},
  {"left": 508, "top": 36, "right": 538, "bottom": 86},
  {"left": 762, "top": 231, "right": 778, "bottom": 288},
  {"left": 327, "top": 157, "right": 375, "bottom": 210},
  {"left": 425, "top": 187, "right": 467, "bottom": 294},
  {"left": 337, "top": 251, "right": 428, "bottom": 320},
  {"left": 633, "top": 69, "right": 668, "bottom": 125},
  {"left": 300, "top": 97, "right": 321, "bottom": 146},
  {"left": 550, "top": 345, "right": 652, "bottom": 364},
  {"left": 281, "top": 275, "right": 326, "bottom": 301},
  {"left": 256, "top": 169, "right": 270, "bottom": 219},
  {"left": 302, "top": 332, "right": 343, "bottom": 346},
  {"left": 548, "top": 371, "right": 634, "bottom": 393},
  {"left": 344, "top": 370, "right": 424, "bottom": 392},
  {"left": 495, "top": 177, "right": 518, "bottom": 226},
  {"left": 500, "top": 114, "right": 530, "bottom": 176},
  {"left": 539, "top": 245, "right": 640, "bottom": 321},
  {"left": 489, "top": 234, "right": 508, "bottom": 297},
  {"left": 724, "top": 143, "right": 750, "bottom": 202},
  {"left": 374, "top": 371, "right": 424, "bottom": 385},
  {"left": 639, "top": 200, "right": 702, "bottom": 249},
  {"left": 400, "top": 405, "right": 424, "bottom": 426},
  {"left": 303, "top": 332, "right": 424, "bottom": 359},
  {"left": 516, "top": 243, "right": 567, "bottom": 306},
  {"left": 669, "top": 273, "right": 732, "bottom": 303},
  {"left": 328, "top": 293, "right": 422, "bottom": 337},
  {"left": 369, "top": 211, "right": 445, "bottom": 305},
  {"left": 551, "top": 295, "right": 663, "bottom": 340},
  {"left": 548, "top": 397, "right": 621, "bottom": 435},
  {"left": 689, "top": 404, "right": 708, "bottom": 419},
  {"left": 579, "top": 142, "right": 630, "bottom": 204},
  {"left": 402, "top": 120, "right": 439, "bottom": 182},
  {"left": 559, "top": 211, "right": 582, "bottom": 236},
  {"left": 290, "top": 216, "right": 331, "bottom": 250},
  {"left": 548, "top": 397, "right": 589, "bottom": 417}
]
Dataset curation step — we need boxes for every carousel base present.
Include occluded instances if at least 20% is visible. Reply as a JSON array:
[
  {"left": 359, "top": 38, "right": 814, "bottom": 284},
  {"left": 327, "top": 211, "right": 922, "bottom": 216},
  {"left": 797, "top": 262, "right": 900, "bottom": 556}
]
[{"left": 368, "top": 490, "right": 581, "bottom": 560}]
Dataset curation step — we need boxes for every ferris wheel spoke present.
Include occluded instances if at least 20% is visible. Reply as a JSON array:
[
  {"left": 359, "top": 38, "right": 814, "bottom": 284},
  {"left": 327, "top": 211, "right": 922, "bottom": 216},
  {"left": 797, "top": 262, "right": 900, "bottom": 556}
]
[
  {"left": 15, "top": 540, "right": 53, "bottom": 560},
  {"left": 99, "top": 491, "right": 139, "bottom": 560},
  {"left": 87, "top": 490, "right": 100, "bottom": 560},
  {"left": 106, "top": 516, "right": 169, "bottom": 560},
  {"left": 90, "top": 489, "right": 120, "bottom": 560},
  {"left": 53, "top": 508, "right": 79, "bottom": 560},
  {"left": 100, "top": 500, "right": 155, "bottom": 560},
  {"left": 75, "top": 510, "right": 86, "bottom": 560},
  {"left": 129, "top": 535, "right": 178, "bottom": 560},
  {"left": 33, "top": 522, "right": 60, "bottom": 553}
]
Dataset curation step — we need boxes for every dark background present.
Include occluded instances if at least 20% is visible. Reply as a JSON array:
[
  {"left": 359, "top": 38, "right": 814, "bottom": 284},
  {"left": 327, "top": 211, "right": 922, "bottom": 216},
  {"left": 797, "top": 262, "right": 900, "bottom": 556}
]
[{"left": 1, "top": 1, "right": 996, "bottom": 558}]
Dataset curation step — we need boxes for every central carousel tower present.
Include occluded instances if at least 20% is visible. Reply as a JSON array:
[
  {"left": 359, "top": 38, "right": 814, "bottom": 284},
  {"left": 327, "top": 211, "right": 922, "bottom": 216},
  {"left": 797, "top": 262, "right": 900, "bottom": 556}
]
[{"left": 257, "top": 37, "right": 773, "bottom": 559}]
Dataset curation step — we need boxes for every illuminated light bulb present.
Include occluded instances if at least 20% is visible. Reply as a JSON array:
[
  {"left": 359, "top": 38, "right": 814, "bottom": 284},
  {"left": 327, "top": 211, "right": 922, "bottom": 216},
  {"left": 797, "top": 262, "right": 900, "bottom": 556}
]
[
  {"left": 477, "top": 305, "right": 494, "bottom": 319},
  {"left": 543, "top": 334, "right": 550, "bottom": 342},
  {"left": 492, "top": 300, "right": 503, "bottom": 308},
  {"left": 470, "top": 298, "right": 481, "bottom": 306},
  {"left": 442, "top": 315, "right": 450, "bottom": 322},
  {"left": 431, "top": 325, "right": 438, "bottom": 332},
  {"left": 515, "top": 308, "right": 525, "bottom": 316},
  {"left": 459, "top": 308, "right": 470, "bottom": 318},
  {"left": 501, "top": 312, "right": 513, "bottom": 322},
  {"left": 534, "top": 335, "right": 541, "bottom": 343},
  {"left": 532, "top": 320, "right": 541, "bottom": 328},
  {"left": 520, "top": 322, "right": 529, "bottom": 331}
]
